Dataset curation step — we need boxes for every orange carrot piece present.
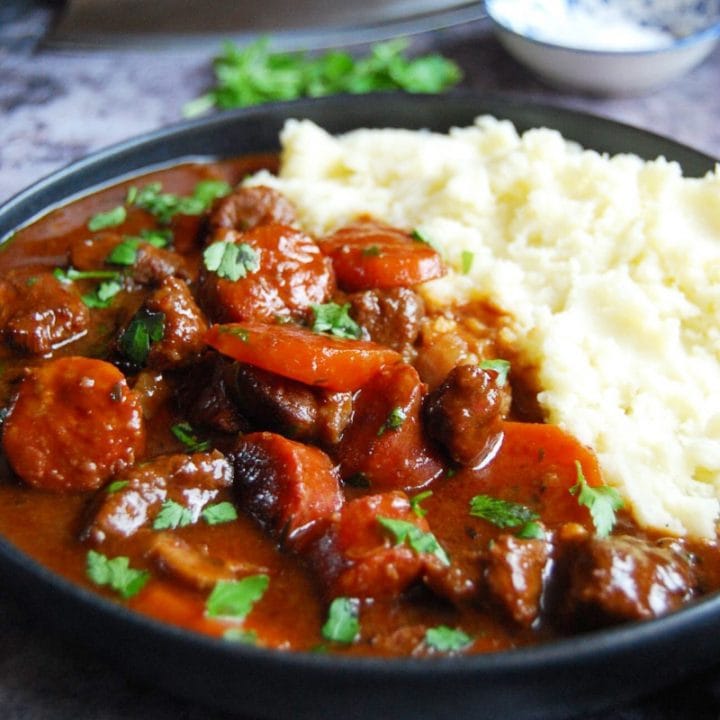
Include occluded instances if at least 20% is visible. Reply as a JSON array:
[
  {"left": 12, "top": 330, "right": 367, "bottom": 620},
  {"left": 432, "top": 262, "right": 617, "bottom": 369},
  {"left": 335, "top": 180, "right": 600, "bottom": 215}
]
[
  {"left": 205, "top": 322, "right": 402, "bottom": 392},
  {"left": 320, "top": 221, "right": 446, "bottom": 291}
]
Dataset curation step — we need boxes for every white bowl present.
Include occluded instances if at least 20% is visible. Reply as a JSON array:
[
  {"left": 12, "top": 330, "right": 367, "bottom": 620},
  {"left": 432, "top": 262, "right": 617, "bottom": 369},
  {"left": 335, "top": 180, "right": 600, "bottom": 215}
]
[{"left": 486, "top": 0, "right": 720, "bottom": 95}]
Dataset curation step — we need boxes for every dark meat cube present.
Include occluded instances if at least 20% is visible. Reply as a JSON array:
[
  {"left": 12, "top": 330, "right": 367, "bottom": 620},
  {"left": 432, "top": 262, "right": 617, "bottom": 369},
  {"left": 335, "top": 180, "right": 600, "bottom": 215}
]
[
  {"left": 485, "top": 534, "right": 550, "bottom": 627},
  {"left": 233, "top": 363, "right": 352, "bottom": 446},
  {"left": 231, "top": 431, "right": 343, "bottom": 552},
  {"left": 132, "top": 244, "right": 193, "bottom": 286},
  {"left": 83, "top": 450, "right": 232, "bottom": 544},
  {"left": 144, "top": 277, "right": 208, "bottom": 369},
  {"left": 335, "top": 363, "right": 444, "bottom": 492},
  {"left": 1, "top": 272, "right": 89, "bottom": 355},
  {"left": 348, "top": 287, "right": 425, "bottom": 359},
  {"left": 423, "top": 364, "right": 509, "bottom": 467},
  {"left": 208, "top": 186, "right": 297, "bottom": 234},
  {"left": 561, "top": 534, "right": 696, "bottom": 626}
]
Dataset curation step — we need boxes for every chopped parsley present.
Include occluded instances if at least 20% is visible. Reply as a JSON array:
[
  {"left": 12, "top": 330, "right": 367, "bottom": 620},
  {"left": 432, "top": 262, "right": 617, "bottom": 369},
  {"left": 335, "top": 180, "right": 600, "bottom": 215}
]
[
  {"left": 377, "top": 516, "right": 450, "bottom": 565},
  {"left": 201, "top": 501, "right": 238, "bottom": 526},
  {"left": 106, "top": 480, "right": 129, "bottom": 494},
  {"left": 86, "top": 550, "right": 149, "bottom": 599},
  {"left": 205, "top": 575, "right": 269, "bottom": 619},
  {"left": 203, "top": 240, "right": 260, "bottom": 282},
  {"left": 183, "top": 37, "right": 462, "bottom": 117},
  {"left": 425, "top": 625, "right": 473, "bottom": 652},
  {"left": 219, "top": 325, "right": 250, "bottom": 342},
  {"left": 411, "top": 227, "right": 442, "bottom": 254},
  {"left": 53, "top": 266, "right": 121, "bottom": 283},
  {"left": 87, "top": 205, "right": 127, "bottom": 232},
  {"left": 469, "top": 494, "right": 539, "bottom": 529},
  {"left": 170, "top": 422, "right": 210, "bottom": 452},
  {"left": 118, "top": 308, "right": 165, "bottom": 365},
  {"left": 409, "top": 490, "right": 433, "bottom": 518},
  {"left": 570, "top": 461, "right": 624, "bottom": 538},
  {"left": 361, "top": 244, "right": 382, "bottom": 257},
  {"left": 460, "top": 250, "right": 475, "bottom": 275},
  {"left": 377, "top": 406, "right": 407, "bottom": 436},
  {"left": 478, "top": 358, "right": 511, "bottom": 385},
  {"left": 516, "top": 520, "right": 546, "bottom": 540},
  {"left": 310, "top": 302, "right": 361, "bottom": 339},
  {"left": 81, "top": 278, "right": 123, "bottom": 309},
  {"left": 106, "top": 229, "right": 171, "bottom": 266},
  {"left": 127, "top": 179, "right": 231, "bottom": 224},
  {"left": 321, "top": 597, "right": 360, "bottom": 644},
  {"left": 153, "top": 499, "right": 194, "bottom": 530}
]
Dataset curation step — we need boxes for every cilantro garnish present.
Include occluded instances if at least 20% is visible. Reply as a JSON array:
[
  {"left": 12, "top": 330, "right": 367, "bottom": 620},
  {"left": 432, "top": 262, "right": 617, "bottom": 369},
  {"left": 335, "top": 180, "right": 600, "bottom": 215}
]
[
  {"left": 109, "top": 229, "right": 173, "bottom": 265},
  {"left": 570, "top": 461, "right": 623, "bottom": 538},
  {"left": 153, "top": 499, "right": 194, "bottom": 530},
  {"left": 81, "top": 279, "right": 123, "bottom": 309},
  {"left": 377, "top": 406, "right": 407, "bottom": 436},
  {"left": 409, "top": 490, "right": 433, "bottom": 518},
  {"left": 87, "top": 205, "right": 127, "bottom": 232},
  {"left": 53, "top": 266, "right": 120, "bottom": 283},
  {"left": 424, "top": 625, "right": 473, "bottom": 652},
  {"left": 377, "top": 516, "right": 450, "bottom": 565},
  {"left": 321, "top": 597, "right": 360, "bottom": 644},
  {"left": 516, "top": 520, "right": 546, "bottom": 540},
  {"left": 86, "top": 550, "right": 149, "bottom": 599},
  {"left": 460, "top": 250, "right": 475, "bottom": 275},
  {"left": 106, "top": 480, "right": 129, "bottom": 494},
  {"left": 170, "top": 422, "right": 210, "bottom": 452},
  {"left": 310, "top": 302, "right": 361, "bottom": 340},
  {"left": 183, "top": 38, "right": 461, "bottom": 117},
  {"left": 118, "top": 308, "right": 165, "bottom": 365},
  {"left": 203, "top": 240, "right": 260, "bottom": 282},
  {"left": 206, "top": 575, "right": 269, "bottom": 619},
  {"left": 127, "top": 180, "right": 231, "bottom": 224},
  {"left": 478, "top": 358, "right": 511, "bottom": 385},
  {"left": 411, "top": 228, "right": 442, "bottom": 254},
  {"left": 469, "top": 494, "right": 539, "bottom": 529},
  {"left": 202, "top": 501, "right": 238, "bottom": 526}
]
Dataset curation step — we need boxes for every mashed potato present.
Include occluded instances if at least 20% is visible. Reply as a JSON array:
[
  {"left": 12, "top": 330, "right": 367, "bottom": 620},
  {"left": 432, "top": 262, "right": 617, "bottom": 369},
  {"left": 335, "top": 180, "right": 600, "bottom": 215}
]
[{"left": 251, "top": 116, "right": 720, "bottom": 539}]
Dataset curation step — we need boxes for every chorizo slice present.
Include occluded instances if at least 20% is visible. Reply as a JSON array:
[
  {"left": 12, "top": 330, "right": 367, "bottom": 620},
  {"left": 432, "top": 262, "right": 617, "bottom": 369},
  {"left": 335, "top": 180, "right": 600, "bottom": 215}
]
[
  {"left": 231, "top": 431, "right": 343, "bottom": 552},
  {"left": 198, "top": 223, "right": 334, "bottom": 323},
  {"left": 335, "top": 363, "right": 444, "bottom": 491},
  {"left": 320, "top": 220, "right": 445, "bottom": 292},
  {"left": 208, "top": 186, "right": 297, "bottom": 234},
  {"left": 2, "top": 356, "right": 145, "bottom": 491}
]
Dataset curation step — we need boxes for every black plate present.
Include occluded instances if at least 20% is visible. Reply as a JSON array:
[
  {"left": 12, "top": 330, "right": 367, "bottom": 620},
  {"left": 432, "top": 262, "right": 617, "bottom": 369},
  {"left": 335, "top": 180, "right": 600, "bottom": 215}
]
[{"left": 1, "top": 92, "right": 719, "bottom": 720}]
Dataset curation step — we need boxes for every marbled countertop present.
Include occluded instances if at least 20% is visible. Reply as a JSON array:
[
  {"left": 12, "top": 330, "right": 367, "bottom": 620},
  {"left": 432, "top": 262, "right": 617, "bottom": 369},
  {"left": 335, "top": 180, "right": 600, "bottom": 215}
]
[{"left": 2, "top": 5, "right": 720, "bottom": 719}]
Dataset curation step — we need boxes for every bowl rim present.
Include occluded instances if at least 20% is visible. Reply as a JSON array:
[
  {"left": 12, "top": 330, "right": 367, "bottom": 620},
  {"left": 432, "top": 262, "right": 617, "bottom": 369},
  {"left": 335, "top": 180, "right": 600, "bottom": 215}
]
[{"left": 485, "top": 0, "right": 720, "bottom": 56}]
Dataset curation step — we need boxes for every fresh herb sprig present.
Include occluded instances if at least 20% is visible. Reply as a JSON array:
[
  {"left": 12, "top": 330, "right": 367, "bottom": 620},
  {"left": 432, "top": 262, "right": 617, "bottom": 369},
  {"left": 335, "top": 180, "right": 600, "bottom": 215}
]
[
  {"left": 183, "top": 38, "right": 462, "bottom": 117},
  {"left": 570, "top": 461, "right": 624, "bottom": 537}
]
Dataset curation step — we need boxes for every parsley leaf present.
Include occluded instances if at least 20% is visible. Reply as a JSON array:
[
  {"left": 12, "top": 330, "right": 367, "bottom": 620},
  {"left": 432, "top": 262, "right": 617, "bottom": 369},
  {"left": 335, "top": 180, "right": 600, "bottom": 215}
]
[
  {"left": 377, "top": 516, "right": 450, "bottom": 565},
  {"left": 118, "top": 308, "right": 165, "bottom": 365},
  {"left": 478, "top": 358, "right": 511, "bottom": 385},
  {"left": 106, "top": 480, "right": 129, "bottom": 494},
  {"left": 469, "top": 494, "right": 539, "bottom": 529},
  {"left": 153, "top": 499, "right": 194, "bottom": 530},
  {"left": 127, "top": 180, "right": 231, "bottom": 223},
  {"left": 53, "top": 266, "right": 121, "bottom": 283},
  {"left": 409, "top": 490, "right": 433, "bottom": 518},
  {"left": 321, "top": 597, "right": 360, "bottom": 644},
  {"left": 377, "top": 406, "right": 407, "bottom": 436},
  {"left": 570, "top": 461, "right": 623, "bottom": 538},
  {"left": 81, "top": 279, "right": 123, "bottom": 309},
  {"left": 109, "top": 229, "right": 173, "bottom": 265},
  {"left": 310, "top": 302, "right": 361, "bottom": 339},
  {"left": 460, "top": 250, "right": 475, "bottom": 275},
  {"left": 206, "top": 575, "right": 269, "bottom": 619},
  {"left": 202, "top": 501, "right": 238, "bottom": 526},
  {"left": 411, "top": 227, "right": 443, "bottom": 254},
  {"left": 88, "top": 205, "right": 127, "bottom": 232},
  {"left": 516, "top": 520, "right": 546, "bottom": 540},
  {"left": 183, "top": 38, "right": 461, "bottom": 117},
  {"left": 170, "top": 422, "right": 210, "bottom": 452},
  {"left": 424, "top": 625, "right": 473, "bottom": 652},
  {"left": 203, "top": 240, "right": 260, "bottom": 281},
  {"left": 86, "top": 550, "right": 149, "bottom": 599}
]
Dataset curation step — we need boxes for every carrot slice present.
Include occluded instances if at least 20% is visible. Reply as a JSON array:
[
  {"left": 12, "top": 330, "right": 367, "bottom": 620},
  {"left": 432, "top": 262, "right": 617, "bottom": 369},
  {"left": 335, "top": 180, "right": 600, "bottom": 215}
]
[
  {"left": 320, "top": 221, "right": 446, "bottom": 291},
  {"left": 205, "top": 322, "right": 402, "bottom": 392}
]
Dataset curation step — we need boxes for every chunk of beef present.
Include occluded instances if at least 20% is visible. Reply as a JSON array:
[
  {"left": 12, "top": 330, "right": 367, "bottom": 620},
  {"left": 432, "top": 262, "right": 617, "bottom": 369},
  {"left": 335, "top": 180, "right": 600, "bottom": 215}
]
[
  {"left": 310, "top": 492, "right": 433, "bottom": 600},
  {"left": 1, "top": 272, "right": 89, "bottom": 354},
  {"left": 348, "top": 287, "right": 425, "bottom": 359},
  {"left": 423, "top": 364, "right": 510, "bottom": 467},
  {"left": 143, "top": 277, "right": 208, "bottom": 370},
  {"left": 560, "top": 534, "right": 696, "bottom": 627},
  {"left": 208, "top": 186, "right": 297, "bottom": 234},
  {"left": 148, "top": 532, "right": 264, "bottom": 591},
  {"left": 231, "top": 432, "right": 343, "bottom": 552},
  {"left": 484, "top": 533, "right": 551, "bottom": 627},
  {"left": 133, "top": 244, "right": 193, "bottom": 286},
  {"left": 176, "top": 354, "right": 247, "bottom": 434},
  {"left": 335, "top": 363, "right": 444, "bottom": 492},
  {"left": 83, "top": 450, "right": 232, "bottom": 544},
  {"left": 233, "top": 363, "right": 352, "bottom": 446}
]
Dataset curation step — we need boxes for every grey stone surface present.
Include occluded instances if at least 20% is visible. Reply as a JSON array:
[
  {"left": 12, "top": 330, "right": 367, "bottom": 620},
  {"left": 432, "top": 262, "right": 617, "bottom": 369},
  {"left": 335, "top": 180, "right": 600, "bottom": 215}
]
[{"left": 1, "top": 6, "right": 720, "bottom": 719}]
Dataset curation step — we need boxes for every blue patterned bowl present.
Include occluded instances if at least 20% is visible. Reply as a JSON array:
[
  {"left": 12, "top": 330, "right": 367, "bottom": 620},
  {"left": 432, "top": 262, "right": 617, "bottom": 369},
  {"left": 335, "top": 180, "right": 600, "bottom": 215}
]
[{"left": 486, "top": 0, "right": 720, "bottom": 94}]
